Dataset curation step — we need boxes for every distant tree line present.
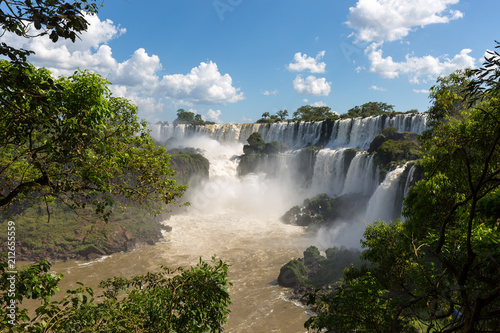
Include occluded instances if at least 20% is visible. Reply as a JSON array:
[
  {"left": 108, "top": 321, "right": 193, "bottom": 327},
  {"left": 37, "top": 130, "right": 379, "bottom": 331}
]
[
  {"left": 173, "top": 109, "right": 216, "bottom": 126},
  {"left": 256, "top": 102, "right": 419, "bottom": 123}
]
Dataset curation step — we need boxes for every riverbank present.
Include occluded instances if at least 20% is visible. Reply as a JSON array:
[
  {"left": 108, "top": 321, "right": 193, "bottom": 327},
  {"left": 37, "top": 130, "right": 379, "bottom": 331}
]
[{"left": 1, "top": 203, "right": 172, "bottom": 261}]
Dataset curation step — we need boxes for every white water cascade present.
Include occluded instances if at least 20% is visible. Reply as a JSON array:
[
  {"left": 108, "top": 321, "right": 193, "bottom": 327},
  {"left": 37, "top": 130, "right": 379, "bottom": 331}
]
[
  {"left": 150, "top": 115, "right": 427, "bottom": 244},
  {"left": 152, "top": 113, "right": 428, "bottom": 149},
  {"left": 309, "top": 149, "right": 349, "bottom": 197},
  {"left": 364, "top": 163, "right": 409, "bottom": 223},
  {"left": 341, "top": 152, "right": 379, "bottom": 196}
]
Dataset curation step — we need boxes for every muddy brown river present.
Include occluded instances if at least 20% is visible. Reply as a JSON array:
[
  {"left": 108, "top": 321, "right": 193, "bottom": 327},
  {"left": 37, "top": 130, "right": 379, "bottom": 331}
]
[{"left": 37, "top": 211, "right": 313, "bottom": 332}]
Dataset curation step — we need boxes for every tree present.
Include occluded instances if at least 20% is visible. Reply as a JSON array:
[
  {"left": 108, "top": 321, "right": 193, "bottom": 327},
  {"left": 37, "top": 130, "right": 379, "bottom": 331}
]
[
  {"left": 292, "top": 105, "right": 338, "bottom": 122},
  {"left": 1, "top": 256, "right": 231, "bottom": 332},
  {"left": 305, "top": 49, "right": 500, "bottom": 332},
  {"left": 0, "top": 61, "right": 186, "bottom": 220},
  {"left": 173, "top": 109, "right": 214, "bottom": 126},
  {"left": 276, "top": 109, "right": 288, "bottom": 120},
  {"left": 245, "top": 132, "right": 266, "bottom": 153},
  {"left": 347, "top": 101, "right": 395, "bottom": 118},
  {"left": 1, "top": 0, "right": 100, "bottom": 62}
]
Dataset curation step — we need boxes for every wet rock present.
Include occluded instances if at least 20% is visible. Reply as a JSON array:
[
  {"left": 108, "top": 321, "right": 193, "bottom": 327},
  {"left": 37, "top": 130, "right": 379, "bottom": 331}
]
[
  {"left": 77, "top": 245, "right": 106, "bottom": 260},
  {"left": 277, "top": 259, "right": 308, "bottom": 288}
]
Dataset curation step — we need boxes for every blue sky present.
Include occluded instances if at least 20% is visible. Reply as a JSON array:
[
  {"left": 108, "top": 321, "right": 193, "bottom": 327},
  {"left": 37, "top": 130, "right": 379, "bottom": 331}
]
[{"left": 4, "top": 0, "right": 499, "bottom": 123}]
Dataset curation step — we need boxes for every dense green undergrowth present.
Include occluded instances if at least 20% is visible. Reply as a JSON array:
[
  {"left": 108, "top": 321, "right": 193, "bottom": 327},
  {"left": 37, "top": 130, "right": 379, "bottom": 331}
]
[{"left": 0, "top": 257, "right": 231, "bottom": 332}]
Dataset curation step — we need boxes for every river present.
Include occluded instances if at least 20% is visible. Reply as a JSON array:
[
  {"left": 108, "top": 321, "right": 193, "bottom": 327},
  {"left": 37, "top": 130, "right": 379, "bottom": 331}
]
[
  {"left": 44, "top": 211, "right": 313, "bottom": 332},
  {"left": 41, "top": 139, "right": 315, "bottom": 332}
]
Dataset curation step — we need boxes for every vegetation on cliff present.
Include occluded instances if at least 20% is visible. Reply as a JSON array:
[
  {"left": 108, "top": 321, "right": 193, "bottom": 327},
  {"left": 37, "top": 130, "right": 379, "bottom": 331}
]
[
  {"left": 173, "top": 109, "right": 216, "bottom": 126},
  {"left": 0, "top": 203, "right": 167, "bottom": 261},
  {"left": 238, "top": 132, "right": 290, "bottom": 176},
  {"left": 278, "top": 246, "right": 364, "bottom": 289},
  {"left": 255, "top": 102, "right": 419, "bottom": 123},
  {"left": 368, "top": 126, "right": 423, "bottom": 179},
  {"left": 168, "top": 149, "right": 210, "bottom": 185},
  {"left": 281, "top": 193, "right": 370, "bottom": 227}
]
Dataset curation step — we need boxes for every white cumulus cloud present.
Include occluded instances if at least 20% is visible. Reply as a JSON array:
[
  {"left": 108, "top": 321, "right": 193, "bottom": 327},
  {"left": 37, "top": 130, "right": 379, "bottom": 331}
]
[
  {"left": 293, "top": 75, "right": 331, "bottom": 96},
  {"left": 367, "top": 45, "right": 476, "bottom": 83},
  {"left": 370, "top": 85, "right": 387, "bottom": 91},
  {"left": 347, "top": 0, "right": 463, "bottom": 43},
  {"left": 1, "top": 14, "right": 244, "bottom": 115},
  {"left": 159, "top": 61, "right": 244, "bottom": 104},
  {"left": 111, "top": 48, "right": 162, "bottom": 89},
  {"left": 288, "top": 51, "right": 327, "bottom": 73},
  {"left": 262, "top": 89, "right": 279, "bottom": 95},
  {"left": 205, "top": 109, "right": 223, "bottom": 123}
]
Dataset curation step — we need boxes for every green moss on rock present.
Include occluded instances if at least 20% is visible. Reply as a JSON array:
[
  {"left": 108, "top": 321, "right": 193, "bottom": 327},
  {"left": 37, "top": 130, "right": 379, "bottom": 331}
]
[
  {"left": 277, "top": 258, "right": 309, "bottom": 288},
  {"left": 278, "top": 246, "right": 365, "bottom": 288},
  {"left": 169, "top": 152, "right": 209, "bottom": 185}
]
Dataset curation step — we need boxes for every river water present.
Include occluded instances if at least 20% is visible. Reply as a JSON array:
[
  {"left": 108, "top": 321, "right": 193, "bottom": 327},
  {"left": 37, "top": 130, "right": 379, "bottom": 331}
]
[
  {"left": 41, "top": 139, "right": 316, "bottom": 332},
  {"left": 45, "top": 211, "right": 313, "bottom": 332}
]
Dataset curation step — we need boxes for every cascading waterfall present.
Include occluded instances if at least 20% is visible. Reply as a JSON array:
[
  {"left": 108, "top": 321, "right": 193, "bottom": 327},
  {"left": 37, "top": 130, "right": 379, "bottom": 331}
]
[
  {"left": 45, "top": 114, "right": 429, "bottom": 332},
  {"left": 341, "top": 152, "right": 379, "bottom": 196},
  {"left": 152, "top": 113, "right": 427, "bottom": 149},
  {"left": 403, "top": 164, "right": 416, "bottom": 197},
  {"left": 364, "top": 163, "right": 410, "bottom": 223},
  {"left": 309, "top": 149, "right": 349, "bottom": 197},
  {"left": 151, "top": 113, "right": 428, "bottom": 249}
]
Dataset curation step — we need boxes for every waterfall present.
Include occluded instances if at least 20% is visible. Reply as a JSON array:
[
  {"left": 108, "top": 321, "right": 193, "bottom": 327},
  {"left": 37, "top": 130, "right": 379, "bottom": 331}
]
[
  {"left": 403, "top": 164, "right": 416, "bottom": 197},
  {"left": 364, "top": 163, "right": 409, "bottom": 223},
  {"left": 150, "top": 114, "right": 428, "bottom": 149},
  {"left": 154, "top": 113, "right": 428, "bottom": 248},
  {"left": 341, "top": 152, "right": 379, "bottom": 196},
  {"left": 309, "top": 149, "right": 349, "bottom": 197}
]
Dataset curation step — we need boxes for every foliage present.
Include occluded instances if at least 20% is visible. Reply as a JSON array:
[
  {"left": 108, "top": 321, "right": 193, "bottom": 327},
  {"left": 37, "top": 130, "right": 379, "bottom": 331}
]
[
  {"left": 277, "top": 258, "right": 310, "bottom": 288},
  {"left": 173, "top": 109, "right": 215, "bottom": 126},
  {"left": 241, "top": 132, "right": 288, "bottom": 155},
  {"left": 276, "top": 109, "right": 289, "bottom": 120},
  {"left": 0, "top": 0, "right": 101, "bottom": 62},
  {"left": 305, "top": 48, "right": 500, "bottom": 332},
  {"left": 367, "top": 126, "right": 422, "bottom": 174},
  {"left": 246, "top": 132, "right": 266, "bottom": 151},
  {"left": 374, "top": 139, "right": 421, "bottom": 170},
  {"left": 369, "top": 133, "right": 387, "bottom": 153},
  {"left": 292, "top": 105, "right": 339, "bottom": 122},
  {"left": 0, "top": 257, "right": 231, "bottom": 332},
  {"left": 168, "top": 152, "right": 209, "bottom": 185},
  {"left": 305, "top": 272, "right": 415, "bottom": 333},
  {"left": 467, "top": 40, "right": 500, "bottom": 99},
  {"left": 346, "top": 101, "right": 395, "bottom": 118},
  {"left": 0, "top": 61, "right": 186, "bottom": 220},
  {"left": 256, "top": 110, "right": 289, "bottom": 123}
]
